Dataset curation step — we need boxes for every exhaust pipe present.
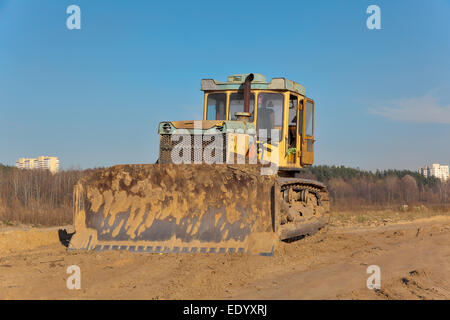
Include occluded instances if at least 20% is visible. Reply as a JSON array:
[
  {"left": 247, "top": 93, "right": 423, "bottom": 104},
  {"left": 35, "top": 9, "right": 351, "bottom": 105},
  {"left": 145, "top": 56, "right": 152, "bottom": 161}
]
[{"left": 243, "top": 73, "right": 254, "bottom": 113}]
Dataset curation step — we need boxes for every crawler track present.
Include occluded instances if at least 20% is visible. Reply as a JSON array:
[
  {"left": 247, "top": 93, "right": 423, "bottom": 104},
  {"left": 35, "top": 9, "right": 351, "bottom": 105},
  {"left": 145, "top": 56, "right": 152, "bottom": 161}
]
[{"left": 277, "top": 178, "right": 330, "bottom": 241}]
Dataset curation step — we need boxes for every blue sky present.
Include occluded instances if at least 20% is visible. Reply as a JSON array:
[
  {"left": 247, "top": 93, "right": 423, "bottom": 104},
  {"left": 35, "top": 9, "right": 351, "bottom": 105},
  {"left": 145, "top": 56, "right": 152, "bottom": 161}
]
[{"left": 0, "top": 0, "right": 449, "bottom": 170}]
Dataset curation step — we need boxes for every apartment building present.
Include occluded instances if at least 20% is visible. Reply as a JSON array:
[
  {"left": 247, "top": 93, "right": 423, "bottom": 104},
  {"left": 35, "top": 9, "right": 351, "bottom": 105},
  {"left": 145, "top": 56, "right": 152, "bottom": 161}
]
[
  {"left": 16, "top": 156, "right": 60, "bottom": 173},
  {"left": 419, "top": 163, "right": 449, "bottom": 181},
  {"left": 15, "top": 158, "right": 39, "bottom": 170}
]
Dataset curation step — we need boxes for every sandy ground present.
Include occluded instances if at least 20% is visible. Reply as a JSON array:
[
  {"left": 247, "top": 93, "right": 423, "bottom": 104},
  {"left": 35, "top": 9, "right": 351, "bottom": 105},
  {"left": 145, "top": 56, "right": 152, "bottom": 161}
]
[{"left": 1, "top": 215, "right": 450, "bottom": 300}]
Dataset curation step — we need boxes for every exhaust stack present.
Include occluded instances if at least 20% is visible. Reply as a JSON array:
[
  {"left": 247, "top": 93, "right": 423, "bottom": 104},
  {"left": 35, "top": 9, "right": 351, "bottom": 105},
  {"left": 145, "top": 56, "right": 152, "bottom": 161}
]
[
  {"left": 243, "top": 73, "right": 254, "bottom": 113},
  {"left": 235, "top": 73, "right": 254, "bottom": 122}
]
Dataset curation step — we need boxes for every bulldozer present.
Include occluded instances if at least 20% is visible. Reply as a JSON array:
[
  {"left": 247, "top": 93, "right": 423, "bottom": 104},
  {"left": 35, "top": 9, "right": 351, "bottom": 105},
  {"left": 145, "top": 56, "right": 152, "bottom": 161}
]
[{"left": 64, "top": 73, "right": 330, "bottom": 256}]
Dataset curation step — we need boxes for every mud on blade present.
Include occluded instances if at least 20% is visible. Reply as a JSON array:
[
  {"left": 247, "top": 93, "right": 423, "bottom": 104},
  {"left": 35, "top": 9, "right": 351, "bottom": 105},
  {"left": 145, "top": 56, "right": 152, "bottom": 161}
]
[{"left": 68, "top": 164, "right": 278, "bottom": 255}]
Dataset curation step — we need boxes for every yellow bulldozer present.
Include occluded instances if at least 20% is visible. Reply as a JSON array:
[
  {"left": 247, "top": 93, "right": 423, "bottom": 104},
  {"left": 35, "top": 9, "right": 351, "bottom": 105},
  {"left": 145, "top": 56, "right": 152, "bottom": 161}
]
[{"left": 63, "top": 73, "right": 330, "bottom": 256}]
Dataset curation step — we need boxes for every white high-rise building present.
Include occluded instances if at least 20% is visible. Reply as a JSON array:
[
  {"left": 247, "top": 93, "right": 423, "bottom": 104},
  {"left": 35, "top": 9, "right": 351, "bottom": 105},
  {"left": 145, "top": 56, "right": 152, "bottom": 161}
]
[
  {"left": 16, "top": 156, "right": 60, "bottom": 173},
  {"left": 419, "top": 164, "right": 449, "bottom": 181}
]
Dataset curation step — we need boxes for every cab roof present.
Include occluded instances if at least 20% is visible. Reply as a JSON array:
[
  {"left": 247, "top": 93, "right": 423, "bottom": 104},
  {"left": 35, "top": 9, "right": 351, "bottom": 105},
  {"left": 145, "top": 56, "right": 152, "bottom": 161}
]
[{"left": 201, "top": 73, "right": 306, "bottom": 96}]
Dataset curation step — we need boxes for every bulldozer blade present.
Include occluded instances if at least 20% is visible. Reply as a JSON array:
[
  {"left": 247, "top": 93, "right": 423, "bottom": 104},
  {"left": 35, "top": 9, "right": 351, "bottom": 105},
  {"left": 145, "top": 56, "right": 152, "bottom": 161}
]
[{"left": 68, "top": 164, "right": 279, "bottom": 256}]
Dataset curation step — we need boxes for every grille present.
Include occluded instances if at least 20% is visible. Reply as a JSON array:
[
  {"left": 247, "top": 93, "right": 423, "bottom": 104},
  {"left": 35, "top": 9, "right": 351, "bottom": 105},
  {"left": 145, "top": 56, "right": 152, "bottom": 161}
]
[{"left": 159, "top": 134, "right": 227, "bottom": 164}]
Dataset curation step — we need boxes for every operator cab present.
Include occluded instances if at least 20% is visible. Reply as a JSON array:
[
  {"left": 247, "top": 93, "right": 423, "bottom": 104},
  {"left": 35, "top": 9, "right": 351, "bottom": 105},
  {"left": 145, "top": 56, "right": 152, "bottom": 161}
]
[{"left": 201, "top": 74, "right": 315, "bottom": 167}]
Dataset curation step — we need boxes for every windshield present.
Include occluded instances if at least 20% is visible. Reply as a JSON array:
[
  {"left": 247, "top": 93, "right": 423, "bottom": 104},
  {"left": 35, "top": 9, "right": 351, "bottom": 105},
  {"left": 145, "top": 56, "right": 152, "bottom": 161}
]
[
  {"left": 228, "top": 93, "right": 255, "bottom": 121},
  {"left": 206, "top": 93, "right": 226, "bottom": 120},
  {"left": 257, "top": 92, "right": 284, "bottom": 141}
]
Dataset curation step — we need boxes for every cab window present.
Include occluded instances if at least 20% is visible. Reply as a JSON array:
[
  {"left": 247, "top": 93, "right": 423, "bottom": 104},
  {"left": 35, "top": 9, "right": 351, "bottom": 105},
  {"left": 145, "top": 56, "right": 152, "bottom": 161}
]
[
  {"left": 288, "top": 95, "right": 298, "bottom": 149},
  {"left": 297, "top": 99, "right": 304, "bottom": 137},
  {"left": 206, "top": 93, "right": 226, "bottom": 120},
  {"left": 305, "top": 100, "right": 314, "bottom": 137},
  {"left": 257, "top": 93, "right": 284, "bottom": 141},
  {"left": 228, "top": 93, "right": 255, "bottom": 121}
]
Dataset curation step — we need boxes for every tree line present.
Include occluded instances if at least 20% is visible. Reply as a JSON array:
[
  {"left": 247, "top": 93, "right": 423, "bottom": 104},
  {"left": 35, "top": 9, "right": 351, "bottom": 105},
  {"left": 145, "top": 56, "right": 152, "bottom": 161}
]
[
  {"left": 0, "top": 164, "right": 92, "bottom": 225},
  {"left": 300, "top": 165, "right": 449, "bottom": 210},
  {"left": 0, "top": 163, "right": 449, "bottom": 226}
]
